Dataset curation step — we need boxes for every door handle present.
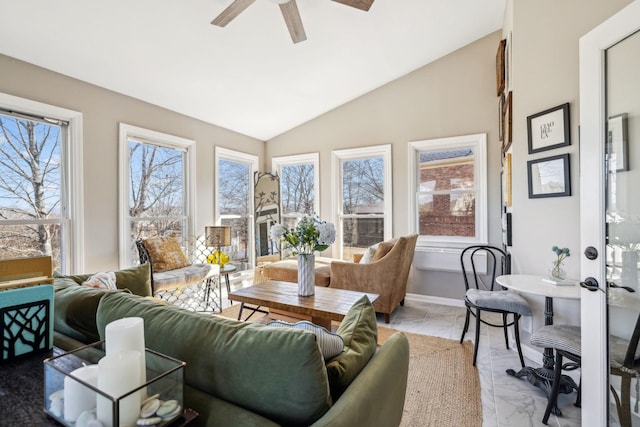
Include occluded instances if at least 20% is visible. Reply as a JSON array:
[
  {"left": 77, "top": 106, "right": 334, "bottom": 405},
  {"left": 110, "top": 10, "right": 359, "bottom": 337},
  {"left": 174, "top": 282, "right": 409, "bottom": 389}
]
[
  {"left": 607, "top": 281, "right": 636, "bottom": 293},
  {"left": 580, "top": 277, "right": 601, "bottom": 292}
]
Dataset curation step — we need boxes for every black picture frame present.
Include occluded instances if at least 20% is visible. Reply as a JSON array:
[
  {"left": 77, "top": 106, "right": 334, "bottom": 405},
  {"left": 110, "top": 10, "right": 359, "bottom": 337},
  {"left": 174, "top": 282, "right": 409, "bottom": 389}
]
[
  {"left": 527, "top": 103, "right": 571, "bottom": 154},
  {"left": 608, "top": 113, "right": 629, "bottom": 172},
  {"left": 502, "top": 212, "right": 512, "bottom": 247},
  {"left": 527, "top": 153, "right": 571, "bottom": 198}
]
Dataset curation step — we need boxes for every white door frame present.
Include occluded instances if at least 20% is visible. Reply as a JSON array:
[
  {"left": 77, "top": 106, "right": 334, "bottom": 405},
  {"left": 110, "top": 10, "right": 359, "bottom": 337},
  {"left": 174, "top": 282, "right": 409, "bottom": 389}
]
[{"left": 579, "top": 2, "right": 640, "bottom": 424}]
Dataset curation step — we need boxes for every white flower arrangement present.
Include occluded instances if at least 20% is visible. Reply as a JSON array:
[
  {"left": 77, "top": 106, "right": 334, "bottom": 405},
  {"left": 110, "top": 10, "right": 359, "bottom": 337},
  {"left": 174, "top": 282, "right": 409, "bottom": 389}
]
[{"left": 270, "top": 215, "right": 336, "bottom": 255}]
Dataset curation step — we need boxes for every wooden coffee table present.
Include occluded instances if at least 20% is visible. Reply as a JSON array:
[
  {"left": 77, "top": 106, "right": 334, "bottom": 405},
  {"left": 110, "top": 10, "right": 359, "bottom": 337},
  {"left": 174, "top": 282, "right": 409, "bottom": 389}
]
[{"left": 228, "top": 281, "right": 379, "bottom": 330}]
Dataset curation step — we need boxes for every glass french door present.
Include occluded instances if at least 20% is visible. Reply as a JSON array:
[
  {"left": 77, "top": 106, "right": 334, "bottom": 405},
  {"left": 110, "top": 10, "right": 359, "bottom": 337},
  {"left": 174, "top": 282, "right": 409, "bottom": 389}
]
[{"left": 580, "top": 3, "right": 640, "bottom": 425}]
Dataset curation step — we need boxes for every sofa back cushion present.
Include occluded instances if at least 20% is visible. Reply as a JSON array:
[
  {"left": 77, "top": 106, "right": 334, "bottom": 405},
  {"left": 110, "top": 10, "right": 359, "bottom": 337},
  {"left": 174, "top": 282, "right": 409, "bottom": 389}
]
[
  {"left": 53, "top": 278, "right": 116, "bottom": 344},
  {"left": 53, "top": 263, "right": 152, "bottom": 297},
  {"left": 96, "top": 292, "right": 331, "bottom": 426}
]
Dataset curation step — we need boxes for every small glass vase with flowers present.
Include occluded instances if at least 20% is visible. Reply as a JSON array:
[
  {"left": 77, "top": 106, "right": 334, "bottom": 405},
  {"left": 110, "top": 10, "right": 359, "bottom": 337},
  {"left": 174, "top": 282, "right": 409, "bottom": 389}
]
[{"left": 550, "top": 246, "right": 570, "bottom": 281}]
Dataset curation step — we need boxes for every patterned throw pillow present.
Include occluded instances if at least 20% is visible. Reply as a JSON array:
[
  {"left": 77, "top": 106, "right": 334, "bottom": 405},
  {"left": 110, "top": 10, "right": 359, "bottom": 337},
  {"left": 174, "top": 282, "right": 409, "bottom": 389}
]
[
  {"left": 267, "top": 320, "right": 344, "bottom": 360},
  {"left": 81, "top": 272, "right": 117, "bottom": 290},
  {"left": 142, "top": 236, "right": 190, "bottom": 273}
]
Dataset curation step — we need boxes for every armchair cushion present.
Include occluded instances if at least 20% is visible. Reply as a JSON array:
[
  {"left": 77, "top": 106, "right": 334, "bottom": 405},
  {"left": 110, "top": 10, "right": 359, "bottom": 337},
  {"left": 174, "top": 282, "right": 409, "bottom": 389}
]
[
  {"left": 142, "top": 236, "right": 190, "bottom": 273},
  {"left": 371, "top": 239, "right": 396, "bottom": 262}
]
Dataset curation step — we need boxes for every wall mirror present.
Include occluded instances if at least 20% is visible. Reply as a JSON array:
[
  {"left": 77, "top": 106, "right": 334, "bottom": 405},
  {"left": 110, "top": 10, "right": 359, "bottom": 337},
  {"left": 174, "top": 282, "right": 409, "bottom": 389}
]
[{"left": 254, "top": 172, "right": 280, "bottom": 263}]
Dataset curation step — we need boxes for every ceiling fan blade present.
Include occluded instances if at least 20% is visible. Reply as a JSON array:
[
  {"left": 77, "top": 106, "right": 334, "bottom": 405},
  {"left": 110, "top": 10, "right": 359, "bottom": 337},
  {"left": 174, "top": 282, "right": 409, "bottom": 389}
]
[
  {"left": 330, "top": 0, "right": 374, "bottom": 12},
  {"left": 211, "top": 0, "right": 256, "bottom": 27},
  {"left": 279, "top": 0, "right": 307, "bottom": 44}
]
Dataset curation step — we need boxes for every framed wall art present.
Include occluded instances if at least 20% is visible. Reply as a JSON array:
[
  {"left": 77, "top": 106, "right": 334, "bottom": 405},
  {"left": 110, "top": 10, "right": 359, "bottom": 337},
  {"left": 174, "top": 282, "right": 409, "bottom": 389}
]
[
  {"left": 496, "top": 39, "right": 506, "bottom": 97},
  {"left": 527, "top": 153, "right": 571, "bottom": 198},
  {"left": 502, "top": 91, "right": 512, "bottom": 154},
  {"left": 502, "top": 153, "right": 512, "bottom": 207},
  {"left": 527, "top": 103, "right": 570, "bottom": 154},
  {"left": 608, "top": 113, "right": 628, "bottom": 172},
  {"left": 498, "top": 93, "right": 505, "bottom": 142}
]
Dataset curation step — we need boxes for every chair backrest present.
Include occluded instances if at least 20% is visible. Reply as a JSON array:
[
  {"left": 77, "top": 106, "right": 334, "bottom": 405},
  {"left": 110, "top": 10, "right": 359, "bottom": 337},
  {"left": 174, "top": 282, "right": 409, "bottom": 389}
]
[
  {"left": 135, "top": 239, "right": 151, "bottom": 266},
  {"left": 135, "top": 239, "right": 156, "bottom": 289},
  {"left": 623, "top": 310, "right": 640, "bottom": 368},
  {"left": 460, "top": 245, "right": 510, "bottom": 292}
]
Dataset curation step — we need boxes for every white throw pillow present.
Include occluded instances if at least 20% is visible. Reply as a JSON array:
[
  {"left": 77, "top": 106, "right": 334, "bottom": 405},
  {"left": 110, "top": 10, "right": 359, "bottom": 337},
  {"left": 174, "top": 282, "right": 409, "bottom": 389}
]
[
  {"left": 358, "top": 244, "right": 379, "bottom": 264},
  {"left": 81, "top": 271, "right": 117, "bottom": 290},
  {"left": 267, "top": 320, "right": 344, "bottom": 360}
]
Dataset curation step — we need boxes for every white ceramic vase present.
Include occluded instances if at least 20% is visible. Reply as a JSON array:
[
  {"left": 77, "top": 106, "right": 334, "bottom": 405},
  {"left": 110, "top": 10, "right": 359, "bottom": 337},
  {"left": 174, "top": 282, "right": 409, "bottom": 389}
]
[{"left": 297, "top": 253, "right": 315, "bottom": 296}]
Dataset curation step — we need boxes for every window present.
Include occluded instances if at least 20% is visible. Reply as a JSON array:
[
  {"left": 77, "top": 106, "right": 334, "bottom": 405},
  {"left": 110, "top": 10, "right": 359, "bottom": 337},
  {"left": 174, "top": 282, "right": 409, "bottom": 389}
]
[
  {"left": 0, "top": 93, "right": 83, "bottom": 273},
  {"left": 119, "top": 124, "right": 196, "bottom": 267},
  {"left": 272, "top": 153, "right": 319, "bottom": 258},
  {"left": 409, "top": 133, "right": 487, "bottom": 248},
  {"left": 332, "top": 145, "right": 392, "bottom": 260},
  {"left": 215, "top": 147, "right": 259, "bottom": 272},
  {"left": 272, "top": 153, "right": 320, "bottom": 228}
]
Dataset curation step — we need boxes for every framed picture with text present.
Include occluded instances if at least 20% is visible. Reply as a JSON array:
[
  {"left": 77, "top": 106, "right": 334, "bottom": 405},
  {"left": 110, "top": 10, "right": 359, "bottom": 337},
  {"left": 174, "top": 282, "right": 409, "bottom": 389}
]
[{"left": 527, "top": 103, "right": 570, "bottom": 154}]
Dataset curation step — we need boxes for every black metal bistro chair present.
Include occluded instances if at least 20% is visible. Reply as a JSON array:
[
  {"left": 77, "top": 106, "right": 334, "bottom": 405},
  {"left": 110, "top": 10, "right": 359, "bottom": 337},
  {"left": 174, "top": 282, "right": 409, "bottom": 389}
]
[
  {"left": 460, "top": 245, "right": 531, "bottom": 367},
  {"left": 531, "top": 309, "right": 640, "bottom": 425}
]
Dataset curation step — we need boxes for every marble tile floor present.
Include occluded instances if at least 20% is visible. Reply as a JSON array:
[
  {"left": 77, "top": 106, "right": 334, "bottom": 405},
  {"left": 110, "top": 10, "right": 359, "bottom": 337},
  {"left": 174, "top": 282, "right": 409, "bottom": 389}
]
[
  {"left": 173, "top": 278, "right": 583, "bottom": 427},
  {"left": 384, "top": 298, "right": 582, "bottom": 427}
]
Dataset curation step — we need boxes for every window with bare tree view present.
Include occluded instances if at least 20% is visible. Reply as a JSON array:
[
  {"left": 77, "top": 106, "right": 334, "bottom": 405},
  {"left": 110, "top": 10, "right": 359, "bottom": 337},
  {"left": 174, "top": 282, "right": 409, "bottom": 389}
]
[
  {"left": 272, "top": 153, "right": 319, "bottom": 259},
  {"left": 0, "top": 112, "right": 67, "bottom": 271},
  {"left": 333, "top": 145, "right": 392, "bottom": 260},
  {"left": 215, "top": 147, "right": 258, "bottom": 272},
  {"left": 119, "top": 124, "right": 194, "bottom": 267},
  {"left": 128, "top": 140, "right": 186, "bottom": 248}
]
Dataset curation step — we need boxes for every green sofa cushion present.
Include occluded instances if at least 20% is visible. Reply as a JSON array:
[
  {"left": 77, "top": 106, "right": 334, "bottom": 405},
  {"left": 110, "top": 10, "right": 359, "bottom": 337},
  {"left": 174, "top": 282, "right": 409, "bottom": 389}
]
[
  {"left": 54, "top": 263, "right": 152, "bottom": 297},
  {"left": 96, "top": 292, "right": 332, "bottom": 426},
  {"left": 325, "top": 295, "right": 378, "bottom": 399},
  {"left": 53, "top": 277, "right": 114, "bottom": 344}
]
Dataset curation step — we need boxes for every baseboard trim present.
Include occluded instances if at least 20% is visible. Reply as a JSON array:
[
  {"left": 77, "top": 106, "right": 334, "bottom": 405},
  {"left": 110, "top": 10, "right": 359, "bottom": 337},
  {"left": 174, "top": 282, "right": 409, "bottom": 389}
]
[{"left": 405, "top": 293, "right": 465, "bottom": 308}]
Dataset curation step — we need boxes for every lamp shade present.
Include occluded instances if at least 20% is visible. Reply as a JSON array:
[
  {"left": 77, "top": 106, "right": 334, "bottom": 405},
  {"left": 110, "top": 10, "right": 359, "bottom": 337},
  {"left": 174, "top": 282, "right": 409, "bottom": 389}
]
[{"left": 205, "top": 226, "right": 231, "bottom": 247}]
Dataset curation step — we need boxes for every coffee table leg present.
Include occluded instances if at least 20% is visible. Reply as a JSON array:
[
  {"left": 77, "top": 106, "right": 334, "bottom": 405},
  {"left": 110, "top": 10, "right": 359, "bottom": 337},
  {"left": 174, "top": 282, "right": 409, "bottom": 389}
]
[{"left": 312, "top": 316, "right": 332, "bottom": 330}]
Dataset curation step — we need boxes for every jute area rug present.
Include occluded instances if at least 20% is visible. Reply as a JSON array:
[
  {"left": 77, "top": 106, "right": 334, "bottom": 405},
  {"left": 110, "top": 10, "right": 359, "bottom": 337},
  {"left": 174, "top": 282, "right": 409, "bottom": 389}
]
[{"left": 215, "top": 304, "right": 482, "bottom": 427}]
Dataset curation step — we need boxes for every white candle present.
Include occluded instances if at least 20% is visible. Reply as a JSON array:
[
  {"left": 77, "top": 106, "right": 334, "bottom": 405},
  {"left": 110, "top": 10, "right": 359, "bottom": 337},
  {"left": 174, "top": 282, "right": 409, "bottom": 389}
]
[
  {"left": 63, "top": 364, "right": 99, "bottom": 422},
  {"left": 105, "top": 317, "right": 147, "bottom": 396},
  {"left": 96, "top": 350, "right": 141, "bottom": 427}
]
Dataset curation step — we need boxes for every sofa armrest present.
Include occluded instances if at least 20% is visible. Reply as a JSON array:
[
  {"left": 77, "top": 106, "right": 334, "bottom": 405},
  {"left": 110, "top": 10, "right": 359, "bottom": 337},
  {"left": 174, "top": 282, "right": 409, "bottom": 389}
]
[{"left": 310, "top": 332, "right": 410, "bottom": 427}]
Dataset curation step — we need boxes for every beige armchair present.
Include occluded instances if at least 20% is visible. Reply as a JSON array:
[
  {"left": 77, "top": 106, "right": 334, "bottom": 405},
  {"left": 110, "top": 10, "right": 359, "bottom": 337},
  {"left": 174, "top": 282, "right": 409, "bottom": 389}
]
[{"left": 330, "top": 234, "right": 418, "bottom": 323}]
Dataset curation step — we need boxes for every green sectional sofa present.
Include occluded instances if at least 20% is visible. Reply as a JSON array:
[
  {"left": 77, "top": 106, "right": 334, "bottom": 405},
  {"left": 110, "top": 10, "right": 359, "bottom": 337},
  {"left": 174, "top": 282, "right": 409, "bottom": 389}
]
[{"left": 52, "top": 274, "right": 410, "bottom": 427}]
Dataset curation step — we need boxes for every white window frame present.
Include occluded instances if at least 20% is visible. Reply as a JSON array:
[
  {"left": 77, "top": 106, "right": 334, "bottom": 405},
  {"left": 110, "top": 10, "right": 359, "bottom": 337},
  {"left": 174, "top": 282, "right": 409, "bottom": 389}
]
[
  {"left": 214, "top": 146, "right": 259, "bottom": 268},
  {"left": 272, "top": 152, "right": 320, "bottom": 221},
  {"left": 118, "top": 123, "right": 196, "bottom": 268},
  {"left": 408, "top": 133, "right": 487, "bottom": 250},
  {"left": 0, "top": 92, "right": 84, "bottom": 273},
  {"left": 331, "top": 144, "right": 393, "bottom": 259}
]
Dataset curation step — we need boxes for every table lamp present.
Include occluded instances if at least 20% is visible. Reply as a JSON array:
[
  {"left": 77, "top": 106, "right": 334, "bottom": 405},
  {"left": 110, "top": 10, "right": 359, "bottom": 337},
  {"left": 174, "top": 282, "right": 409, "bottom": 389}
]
[{"left": 205, "top": 226, "right": 231, "bottom": 266}]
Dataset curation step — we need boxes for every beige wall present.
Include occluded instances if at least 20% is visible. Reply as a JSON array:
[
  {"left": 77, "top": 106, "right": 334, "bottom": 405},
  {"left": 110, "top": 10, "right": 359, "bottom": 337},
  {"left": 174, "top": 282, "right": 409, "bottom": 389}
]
[
  {"left": 0, "top": 54, "right": 263, "bottom": 273},
  {"left": 267, "top": 31, "right": 503, "bottom": 298},
  {"left": 507, "top": 0, "right": 631, "bottom": 327}
]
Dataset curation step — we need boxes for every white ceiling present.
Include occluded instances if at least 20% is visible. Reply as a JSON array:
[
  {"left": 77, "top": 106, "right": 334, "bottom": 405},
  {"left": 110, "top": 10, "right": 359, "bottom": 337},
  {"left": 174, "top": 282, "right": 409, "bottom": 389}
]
[{"left": 0, "top": 0, "right": 505, "bottom": 140}]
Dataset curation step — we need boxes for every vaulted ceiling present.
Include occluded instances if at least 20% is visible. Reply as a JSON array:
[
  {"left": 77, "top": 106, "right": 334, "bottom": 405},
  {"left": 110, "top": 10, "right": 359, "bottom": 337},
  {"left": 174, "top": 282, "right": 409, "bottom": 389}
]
[{"left": 0, "top": 0, "right": 505, "bottom": 140}]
